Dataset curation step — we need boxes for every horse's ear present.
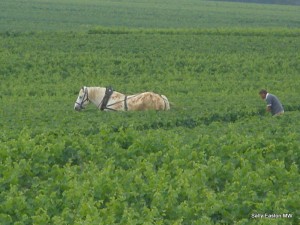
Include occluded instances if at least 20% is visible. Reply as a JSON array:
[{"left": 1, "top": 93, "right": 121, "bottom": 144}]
[{"left": 81, "top": 86, "right": 84, "bottom": 90}]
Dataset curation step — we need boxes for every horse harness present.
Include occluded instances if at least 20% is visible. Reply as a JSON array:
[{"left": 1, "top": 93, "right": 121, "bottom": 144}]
[
  {"left": 161, "top": 95, "right": 167, "bottom": 110},
  {"left": 99, "top": 86, "right": 128, "bottom": 111},
  {"left": 99, "top": 87, "right": 168, "bottom": 111}
]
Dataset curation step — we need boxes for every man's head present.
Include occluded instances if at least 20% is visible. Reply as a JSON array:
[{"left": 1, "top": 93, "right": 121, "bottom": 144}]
[{"left": 259, "top": 89, "right": 268, "bottom": 100}]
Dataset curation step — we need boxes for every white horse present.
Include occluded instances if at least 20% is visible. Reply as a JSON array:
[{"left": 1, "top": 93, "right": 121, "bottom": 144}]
[{"left": 74, "top": 86, "right": 170, "bottom": 111}]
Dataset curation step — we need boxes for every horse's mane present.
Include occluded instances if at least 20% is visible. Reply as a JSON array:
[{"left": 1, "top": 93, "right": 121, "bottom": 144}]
[{"left": 88, "top": 87, "right": 104, "bottom": 100}]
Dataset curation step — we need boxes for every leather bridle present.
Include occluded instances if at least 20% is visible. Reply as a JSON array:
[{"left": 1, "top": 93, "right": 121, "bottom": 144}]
[{"left": 75, "top": 87, "right": 89, "bottom": 109}]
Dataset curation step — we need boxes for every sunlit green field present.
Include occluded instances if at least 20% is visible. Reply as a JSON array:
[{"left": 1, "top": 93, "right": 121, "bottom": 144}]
[{"left": 1, "top": 0, "right": 300, "bottom": 224}]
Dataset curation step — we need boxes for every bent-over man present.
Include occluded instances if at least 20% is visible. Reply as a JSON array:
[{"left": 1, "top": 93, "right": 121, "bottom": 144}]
[{"left": 259, "top": 89, "right": 284, "bottom": 116}]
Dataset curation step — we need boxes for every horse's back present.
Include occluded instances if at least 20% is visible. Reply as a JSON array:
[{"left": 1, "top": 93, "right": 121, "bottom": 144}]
[{"left": 127, "top": 92, "right": 170, "bottom": 111}]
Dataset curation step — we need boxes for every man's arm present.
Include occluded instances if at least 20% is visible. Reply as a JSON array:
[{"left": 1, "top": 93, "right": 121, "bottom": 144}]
[{"left": 266, "top": 95, "right": 272, "bottom": 113}]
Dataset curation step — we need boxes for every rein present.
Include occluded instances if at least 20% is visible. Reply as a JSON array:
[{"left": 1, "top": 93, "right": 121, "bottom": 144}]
[
  {"left": 98, "top": 86, "right": 132, "bottom": 111},
  {"left": 106, "top": 95, "right": 129, "bottom": 111}
]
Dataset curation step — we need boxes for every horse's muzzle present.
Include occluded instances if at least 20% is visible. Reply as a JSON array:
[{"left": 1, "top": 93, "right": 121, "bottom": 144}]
[{"left": 74, "top": 105, "right": 83, "bottom": 111}]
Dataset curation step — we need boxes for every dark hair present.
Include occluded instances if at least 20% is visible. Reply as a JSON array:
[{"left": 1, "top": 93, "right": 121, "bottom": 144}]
[{"left": 259, "top": 89, "right": 267, "bottom": 94}]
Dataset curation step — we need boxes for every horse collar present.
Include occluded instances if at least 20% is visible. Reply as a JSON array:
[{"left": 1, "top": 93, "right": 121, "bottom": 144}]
[{"left": 100, "top": 86, "right": 114, "bottom": 111}]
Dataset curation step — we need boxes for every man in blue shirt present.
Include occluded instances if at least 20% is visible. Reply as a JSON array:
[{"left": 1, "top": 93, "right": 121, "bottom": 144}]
[{"left": 259, "top": 89, "right": 284, "bottom": 116}]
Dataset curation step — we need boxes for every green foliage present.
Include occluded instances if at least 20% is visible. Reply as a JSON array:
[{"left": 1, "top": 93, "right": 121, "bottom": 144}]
[
  {"left": 1, "top": 28, "right": 300, "bottom": 224},
  {"left": 1, "top": 0, "right": 300, "bottom": 32},
  {"left": 1, "top": 0, "right": 300, "bottom": 224}
]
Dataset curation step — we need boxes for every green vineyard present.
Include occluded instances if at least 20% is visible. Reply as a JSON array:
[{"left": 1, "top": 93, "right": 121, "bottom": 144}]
[{"left": 1, "top": 0, "right": 300, "bottom": 224}]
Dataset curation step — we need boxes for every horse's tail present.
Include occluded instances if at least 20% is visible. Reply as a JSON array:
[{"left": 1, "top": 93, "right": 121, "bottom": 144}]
[{"left": 161, "top": 95, "right": 171, "bottom": 110}]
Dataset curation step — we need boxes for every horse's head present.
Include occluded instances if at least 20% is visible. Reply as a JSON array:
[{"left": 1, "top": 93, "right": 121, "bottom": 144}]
[{"left": 74, "top": 86, "right": 89, "bottom": 111}]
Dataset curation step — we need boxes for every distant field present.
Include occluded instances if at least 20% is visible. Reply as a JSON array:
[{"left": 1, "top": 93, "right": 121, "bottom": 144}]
[
  {"left": 210, "top": 0, "right": 300, "bottom": 6},
  {"left": 1, "top": 0, "right": 300, "bottom": 224},
  {"left": 0, "top": 0, "right": 300, "bottom": 32}
]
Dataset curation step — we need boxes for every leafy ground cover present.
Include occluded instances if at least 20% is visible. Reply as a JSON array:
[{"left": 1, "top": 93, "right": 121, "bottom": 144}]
[
  {"left": 1, "top": 0, "right": 300, "bottom": 224},
  {"left": 1, "top": 27, "right": 300, "bottom": 224}
]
